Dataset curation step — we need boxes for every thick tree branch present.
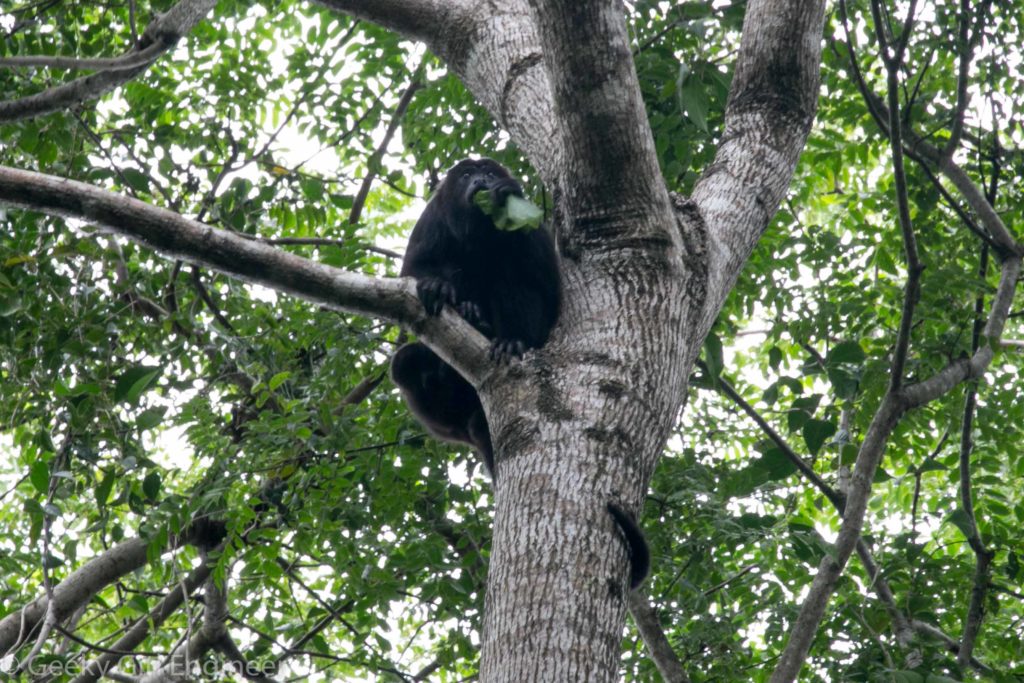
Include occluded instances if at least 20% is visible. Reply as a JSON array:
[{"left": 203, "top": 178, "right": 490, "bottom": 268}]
[
  {"left": 311, "top": 0, "right": 462, "bottom": 45},
  {"left": 0, "top": 166, "right": 491, "bottom": 385},
  {"left": 0, "top": 0, "right": 218, "bottom": 123},
  {"left": 0, "top": 514, "right": 237, "bottom": 657},
  {"left": 0, "top": 538, "right": 152, "bottom": 653},
  {"left": 0, "top": 47, "right": 166, "bottom": 73},
  {"left": 691, "top": 0, "right": 827, "bottom": 338},
  {"left": 525, "top": 0, "right": 669, "bottom": 227}
]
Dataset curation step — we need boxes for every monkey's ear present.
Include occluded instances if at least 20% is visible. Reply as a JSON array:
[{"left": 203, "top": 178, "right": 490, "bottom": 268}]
[{"left": 473, "top": 193, "right": 543, "bottom": 232}]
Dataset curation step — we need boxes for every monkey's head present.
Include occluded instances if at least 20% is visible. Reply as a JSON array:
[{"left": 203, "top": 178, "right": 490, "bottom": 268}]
[{"left": 436, "top": 158, "right": 523, "bottom": 236}]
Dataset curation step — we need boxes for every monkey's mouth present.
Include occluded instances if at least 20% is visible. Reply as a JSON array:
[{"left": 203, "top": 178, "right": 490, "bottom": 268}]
[{"left": 465, "top": 181, "right": 491, "bottom": 201}]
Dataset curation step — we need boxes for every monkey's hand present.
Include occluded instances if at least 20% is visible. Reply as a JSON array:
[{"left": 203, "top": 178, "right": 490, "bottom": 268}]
[
  {"left": 489, "top": 338, "right": 527, "bottom": 363},
  {"left": 489, "top": 178, "right": 521, "bottom": 206},
  {"left": 416, "top": 277, "right": 457, "bottom": 316}
]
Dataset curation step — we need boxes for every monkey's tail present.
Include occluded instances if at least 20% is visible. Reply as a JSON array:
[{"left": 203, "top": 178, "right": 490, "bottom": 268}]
[{"left": 606, "top": 503, "right": 650, "bottom": 589}]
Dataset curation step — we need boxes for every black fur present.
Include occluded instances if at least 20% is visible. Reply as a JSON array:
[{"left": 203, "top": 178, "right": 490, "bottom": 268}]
[
  {"left": 391, "top": 158, "right": 560, "bottom": 474},
  {"left": 606, "top": 503, "right": 650, "bottom": 589}
]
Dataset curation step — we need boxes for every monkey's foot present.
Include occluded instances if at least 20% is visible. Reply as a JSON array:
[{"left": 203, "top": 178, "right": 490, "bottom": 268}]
[{"left": 489, "top": 338, "right": 526, "bottom": 363}]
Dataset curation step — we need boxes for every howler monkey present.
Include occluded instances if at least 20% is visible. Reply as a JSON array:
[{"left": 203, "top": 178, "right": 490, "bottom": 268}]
[
  {"left": 391, "top": 158, "right": 648, "bottom": 588},
  {"left": 390, "top": 158, "right": 560, "bottom": 474}
]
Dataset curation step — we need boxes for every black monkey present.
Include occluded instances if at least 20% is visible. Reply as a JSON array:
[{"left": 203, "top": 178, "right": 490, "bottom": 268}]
[
  {"left": 390, "top": 158, "right": 560, "bottom": 474},
  {"left": 391, "top": 157, "right": 649, "bottom": 588}
]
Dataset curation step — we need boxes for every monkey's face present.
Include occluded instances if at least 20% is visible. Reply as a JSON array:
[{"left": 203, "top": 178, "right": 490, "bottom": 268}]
[{"left": 440, "top": 159, "right": 523, "bottom": 235}]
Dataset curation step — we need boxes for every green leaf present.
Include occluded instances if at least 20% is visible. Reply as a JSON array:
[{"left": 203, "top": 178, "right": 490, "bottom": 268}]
[
  {"left": 121, "top": 168, "right": 151, "bottom": 193},
  {"left": 95, "top": 469, "right": 115, "bottom": 507},
  {"left": 29, "top": 460, "right": 49, "bottom": 495},
  {"left": 759, "top": 448, "right": 798, "bottom": 480},
  {"left": 0, "top": 294, "right": 22, "bottom": 316},
  {"left": 42, "top": 552, "right": 63, "bottom": 569},
  {"left": 839, "top": 443, "right": 858, "bottom": 467},
  {"left": 473, "top": 192, "right": 544, "bottom": 231},
  {"left": 827, "top": 366, "right": 859, "bottom": 399},
  {"left": 678, "top": 82, "right": 709, "bottom": 132},
  {"left": 142, "top": 471, "right": 162, "bottom": 502},
  {"left": 917, "top": 460, "right": 948, "bottom": 474},
  {"left": 136, "top": 407, "right": 167, "bottom": 431},
  {"left": 802, "top": 418, "right": 837, "bottom": 456},
  {"left": 945, "top": 508, "right": 974, "bottom": 539},
  {"left": 114, "top": 366, "right": 163, "bottom": 404},
  {"left": 703, "top": 332, "right": 724, "bottom": 387},
  {"left": 268, "top": 371, "right": 291, "bottom": 391},
  {"left": 37, "top": 139, "right": 59, "bottom": 166},
  {"left": 826, "top": 340, "right": 866, "bottom": 365}
]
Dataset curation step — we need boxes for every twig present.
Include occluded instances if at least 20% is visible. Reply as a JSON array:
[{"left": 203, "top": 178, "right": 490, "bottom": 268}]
[
  {"left": 348, "top": 68, "right": 423, "bottom": 225},
  {"left": 955, "top": 246, "right": 995, "bottom": 671},
  {"left": 873, "top": 0, "right": 923, "bottom": 392}
]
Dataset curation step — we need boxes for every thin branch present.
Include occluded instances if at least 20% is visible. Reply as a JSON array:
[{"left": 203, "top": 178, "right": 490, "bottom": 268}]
[
  {"left": 911, "top": 429, "right": 951, "bottom": 535},
  {"left": 70, "top": 561, "right": 213, "bottom": 683},
  {"left": 626, "top": 591, "right": 691, "bottom": 683},
  {"left": 911, "top": 620, "right": 992, "bottom": 673},
  {"left": 943, "top": 0, "right": 973, "bottom": 156},
  {"left": 872, "top": 0, "right": 922, "bottom": 392},
  {"left": 701, "top": 363, "right": 842, "bottom": 510},
  {"left": 0, "top": 48, "right": 164, "bottom": 72},
  {"left": 955, "top": 247, "right": 995, "bottom": 671},
  {"left": 0, "top": 0, "right": 219, "bottom": 123},
  {"left": 190, "top": 267, "right": 237, "bottom": 333},
  {"left": 702, "top": 564, "right": 757, "bottom": 597},
  {"left": 348, "top": 68, "right": 423, "bottom": 225},
  {"left": 892, "top": 0, "right": 918, "bottom": 64}
]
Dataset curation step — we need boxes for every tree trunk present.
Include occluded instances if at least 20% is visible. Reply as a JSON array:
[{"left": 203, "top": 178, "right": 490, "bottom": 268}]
[{"left": 481, "top": 231, "right": 703, "bottom": 680}]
